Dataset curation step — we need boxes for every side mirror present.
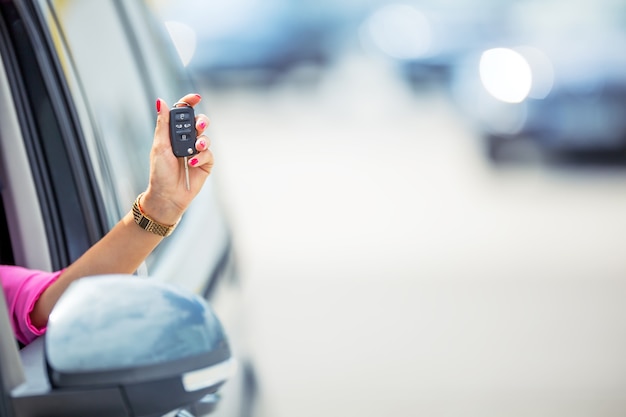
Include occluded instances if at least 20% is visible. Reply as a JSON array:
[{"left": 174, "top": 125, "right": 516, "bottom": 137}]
[{"left": 11, "top": 275, "right": 235, "bottom": 417}]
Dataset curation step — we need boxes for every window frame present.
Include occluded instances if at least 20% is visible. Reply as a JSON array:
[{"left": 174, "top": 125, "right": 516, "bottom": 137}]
[{"left": 0, "top": 0, "right": 107, "bottom": 271}]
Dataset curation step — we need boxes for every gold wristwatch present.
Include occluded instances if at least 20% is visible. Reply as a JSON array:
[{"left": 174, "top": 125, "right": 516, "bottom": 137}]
[{"left": 132, "top": 194, "right": 178, "bottom": 237}]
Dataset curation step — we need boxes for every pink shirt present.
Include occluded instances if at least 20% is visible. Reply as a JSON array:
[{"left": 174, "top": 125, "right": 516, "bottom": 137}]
[{"left": 0, "top": 265, "right": 62, "bottom": 345}]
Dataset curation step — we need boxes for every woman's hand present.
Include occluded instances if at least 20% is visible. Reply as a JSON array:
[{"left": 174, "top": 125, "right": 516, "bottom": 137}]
[{"left": 141, "top": 93, "right": 213, "bottom": 225}]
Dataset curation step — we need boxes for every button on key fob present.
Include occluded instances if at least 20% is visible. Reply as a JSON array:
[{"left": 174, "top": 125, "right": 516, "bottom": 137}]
[{"left": 170, "top": 106, "right": 198, "bottom": 158}]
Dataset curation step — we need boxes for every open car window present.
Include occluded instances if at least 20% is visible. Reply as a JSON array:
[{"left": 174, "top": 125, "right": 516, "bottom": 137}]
[{"left": 40, "top": 0, "right": 194, "bottom": 228}]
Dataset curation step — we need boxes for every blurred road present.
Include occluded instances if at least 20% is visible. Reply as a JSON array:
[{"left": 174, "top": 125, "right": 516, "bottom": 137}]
[{"left": 201, "top": 52, "right": 626, "bottom": 417}]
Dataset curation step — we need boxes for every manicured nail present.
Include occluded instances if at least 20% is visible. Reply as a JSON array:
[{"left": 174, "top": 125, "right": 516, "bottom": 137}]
[
  {"left": 189, "top": 157, "right": 199, "bottom": 166},
  {"left": 195, "top": 94, "right": 202, "bottom": 99},
  {"left": 156, "top": 99, "right": 161, "bottom": 113},
  {"left": 198, "top": 139, "right": 207, "bottom": 149},
  {"left": 198, "top": 120, "right": 207, "bottom": 130}
]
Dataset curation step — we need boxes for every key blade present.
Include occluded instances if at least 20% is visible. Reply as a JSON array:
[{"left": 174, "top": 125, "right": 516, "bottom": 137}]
[{"left": 184, "top": 157, "right": 190, "bottom": 191}]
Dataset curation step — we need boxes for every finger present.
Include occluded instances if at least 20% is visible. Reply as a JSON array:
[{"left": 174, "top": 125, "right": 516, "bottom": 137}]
[
  {"left": 175, "top": 93, "right": 202, "bottom": 108},
  {"left": 188, "top": 149, "right": 214, "bottom": 170},
  {"left": 195, "top": 114, "right": 210, "bottom": 135},
  {"left": 195, "top": 135, "right": 211, "bottom": 152}
]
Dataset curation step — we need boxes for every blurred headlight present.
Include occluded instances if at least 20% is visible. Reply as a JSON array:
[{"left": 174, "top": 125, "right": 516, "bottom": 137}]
[{"left": 480, "top": 48, "right": 532, "bottom": 104}]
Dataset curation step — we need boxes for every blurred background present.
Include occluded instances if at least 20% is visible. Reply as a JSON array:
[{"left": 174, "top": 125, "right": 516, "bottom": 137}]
[{"left": 154, "top": 0, "right": 626, "bottom": 416}]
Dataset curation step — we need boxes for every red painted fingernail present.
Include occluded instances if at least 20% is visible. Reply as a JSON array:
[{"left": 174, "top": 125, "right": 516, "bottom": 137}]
[
  {"left": 198, "top": 140, "right": 207, "bottom": 149},
  {"left": 189, "top": 158, "right": 199, "bottom": 166},
  {"left": 195, "top": 94, "right": 201, "bottom": 99},
  {"left": 198, "top": 120, "right": 207, "bottom": 130},
  {"left": 156, "top": 99, "right": 161, "bottom": 112}
]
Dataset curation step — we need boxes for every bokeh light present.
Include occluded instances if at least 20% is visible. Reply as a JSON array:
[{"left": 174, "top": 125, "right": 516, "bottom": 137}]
[{"left": 480, "top": 47, "right": 532, "bottom": 103}]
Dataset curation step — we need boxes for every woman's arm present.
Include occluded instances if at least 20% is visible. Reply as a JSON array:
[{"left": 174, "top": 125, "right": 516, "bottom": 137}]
[{"left": 30, "top": 93, "right": 214, "bottom": 329}]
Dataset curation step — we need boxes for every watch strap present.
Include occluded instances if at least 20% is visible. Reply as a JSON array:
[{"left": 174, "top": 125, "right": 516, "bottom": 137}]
[{"left": 132, "top": 194, "right": 177, "bottom": 237}]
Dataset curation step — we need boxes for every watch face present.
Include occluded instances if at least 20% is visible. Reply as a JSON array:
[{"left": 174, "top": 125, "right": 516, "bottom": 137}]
[{"left": 132, "top": 197, "right": 174, "bottom": 237}]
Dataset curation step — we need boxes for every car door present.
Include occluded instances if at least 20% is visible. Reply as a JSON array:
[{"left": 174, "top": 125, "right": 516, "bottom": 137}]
[{"left": 0, "top": 0, "right": 255, "bottom": 416}]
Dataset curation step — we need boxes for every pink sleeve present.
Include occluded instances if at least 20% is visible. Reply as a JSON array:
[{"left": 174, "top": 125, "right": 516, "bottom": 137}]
[{"left": 0, "top": 265, "right": 64, "bottom": 346}]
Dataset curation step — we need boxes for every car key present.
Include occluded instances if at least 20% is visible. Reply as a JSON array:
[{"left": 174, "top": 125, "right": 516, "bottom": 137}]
[{"left": 170, "top": 105, "right": 198, "bottom": 190}]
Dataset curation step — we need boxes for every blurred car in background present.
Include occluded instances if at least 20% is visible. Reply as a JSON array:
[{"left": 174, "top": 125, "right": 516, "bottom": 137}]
[
  {"left": 449, "top": 0, "right": 626, "bottom": 162},
  {"left": 359, "top": 0, "right": 508, "bottom": 88},
  {"left": 159, "top": 0, "right": 351, "bottom": 87},
  {"left": 0, "top": 0, "right": 257, "bottom": 415}
]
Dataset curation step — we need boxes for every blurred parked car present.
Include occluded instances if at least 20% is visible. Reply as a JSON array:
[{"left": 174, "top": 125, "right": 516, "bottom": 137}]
[
  {"left": 159, "top": 0, "right": 348, "bottom": 87},
  {"left": 0, "top": 0, "right": 257, "bottom": 416},
  {"left": 449, "top": 1, "right": 626, "bottom": 162},
  {"left": 359, "top": 1, "right": 508, "bottom": 88}
]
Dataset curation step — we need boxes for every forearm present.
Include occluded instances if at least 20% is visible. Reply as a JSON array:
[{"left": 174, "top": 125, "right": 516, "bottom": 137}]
[
  {"left": 63, "top": 211, "right": 163, "bottom": 275},
  {"left": 30, "top": 210, "right": 164, "bottom": 328}
]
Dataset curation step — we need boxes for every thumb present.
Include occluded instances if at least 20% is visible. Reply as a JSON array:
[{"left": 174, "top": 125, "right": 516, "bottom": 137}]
[{"left": 154, "top": 98, "right": 171, "bottom": 149}]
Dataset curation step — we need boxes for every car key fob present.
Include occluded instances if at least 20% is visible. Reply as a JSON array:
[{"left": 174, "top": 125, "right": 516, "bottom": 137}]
[{"left": 170, "top": 106, "right": 198, "bottom": 157}]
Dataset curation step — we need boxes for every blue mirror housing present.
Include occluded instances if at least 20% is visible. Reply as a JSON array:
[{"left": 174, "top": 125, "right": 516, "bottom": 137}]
[{"left": 42, "top": 275, "right": 235, "bottom": 416}]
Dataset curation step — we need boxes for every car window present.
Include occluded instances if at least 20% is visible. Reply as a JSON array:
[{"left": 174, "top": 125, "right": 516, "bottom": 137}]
[
  {"left": 38, "top": 0, "right": 191, "bottom": 229},
  {"left": 120, "top": 0, "right": 193, "bottom": 100},
  {"left": 29, "top": 0, "right": 229, "bottom": 286},
  {"left": 44, "top": 0, "right": 153, "bottom": 225}
]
